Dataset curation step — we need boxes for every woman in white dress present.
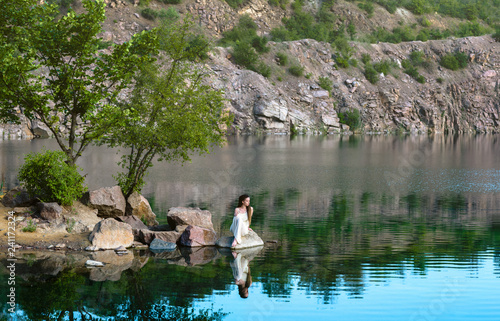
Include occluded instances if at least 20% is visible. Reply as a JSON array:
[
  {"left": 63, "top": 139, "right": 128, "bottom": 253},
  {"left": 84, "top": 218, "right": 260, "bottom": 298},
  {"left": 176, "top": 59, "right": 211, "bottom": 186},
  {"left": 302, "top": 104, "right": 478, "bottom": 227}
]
[{"left": 230, "top": 194, "right": 253, "bottom": 247}]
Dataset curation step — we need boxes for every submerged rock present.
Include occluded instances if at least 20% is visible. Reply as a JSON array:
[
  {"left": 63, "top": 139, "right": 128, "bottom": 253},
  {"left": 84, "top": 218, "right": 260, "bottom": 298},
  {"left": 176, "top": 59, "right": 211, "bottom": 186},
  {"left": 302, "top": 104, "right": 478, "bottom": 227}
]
[
  {"left": 216, "top": 230, "right": 264, "bottom": 250},
  {"left": 149, "top": 238, "right": 177, "bottom": 251}
]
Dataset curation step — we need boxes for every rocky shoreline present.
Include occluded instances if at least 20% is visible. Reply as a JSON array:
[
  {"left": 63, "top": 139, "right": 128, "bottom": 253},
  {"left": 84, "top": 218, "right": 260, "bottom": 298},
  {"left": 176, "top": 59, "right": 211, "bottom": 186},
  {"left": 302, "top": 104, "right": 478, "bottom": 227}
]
[{"left": 0, "top": 185, "right": 264, "bottom": 254}]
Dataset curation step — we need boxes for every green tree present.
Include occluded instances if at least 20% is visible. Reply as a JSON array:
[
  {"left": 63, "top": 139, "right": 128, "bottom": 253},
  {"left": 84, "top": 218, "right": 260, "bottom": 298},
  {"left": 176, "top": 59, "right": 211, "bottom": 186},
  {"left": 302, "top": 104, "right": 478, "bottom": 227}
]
[
  {"left": 102, "top": 19, "right": 232, "bottom": 197},
  {"left": 0, "top": 0, "right": 156, "bottom": 165}
]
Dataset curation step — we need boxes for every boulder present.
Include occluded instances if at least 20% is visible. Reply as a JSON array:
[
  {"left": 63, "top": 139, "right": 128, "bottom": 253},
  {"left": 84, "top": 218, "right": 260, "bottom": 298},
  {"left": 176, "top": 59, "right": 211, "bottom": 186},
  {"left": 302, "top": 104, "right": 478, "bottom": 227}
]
[
  {"left": 167, "top": 207, "right": 214, "bottom": 230},
  {"left": 31, "top": 120, "right": 50, "bottom": 138},
  {"left": 115, "top": 215, "right": 148, "bottom": 241},
  {"left": 137, "top": 229, "right": 182, "bottom": 245},
  {"left": 37, "top": 202, "right": 63, "bottom": 223},
  {"left": 82, "top": 186, "right": 126, "bottom": 218},
  {"left": 216, "top": 229, "right": 264, "bottom": 250},
  {"left": 126, "top": 192, "right": 159, "bottom": 226},
  {"left": 1, "top": 186, "right": 37, "bottom": 208},
  {"left": 89, "top": 218, "right": 134, "bottom": 250},
  {"left": 179, "top": 225, "right": 217, "bottom": 247},
  {"left": 63, "top": 201, "right": 101, "bottom": 233},
  {"left": 149, "top": 238, "right": 177, "bottom": 251}
]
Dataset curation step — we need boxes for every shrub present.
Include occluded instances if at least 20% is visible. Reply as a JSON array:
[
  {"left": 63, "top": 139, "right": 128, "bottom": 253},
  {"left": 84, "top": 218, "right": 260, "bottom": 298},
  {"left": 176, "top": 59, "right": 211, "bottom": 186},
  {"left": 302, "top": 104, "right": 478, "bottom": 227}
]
[
  {"left": 251, "top": 36, "right": 270, "bottom": 53},
  {"left": 420, "top": 17, "right": 431, "bottom": 27},
  {"left": 22, "top": 219, "right": 37, "bottom": 233},
  {"left": 494, "top": 25, "right": 500, "bottom": 42},
  {"left": 161, "top": 0, "right": 182, "bottom": 3},
  {"left": 158, "top": 7, "right": 180, "bottom": 22},
  {"left": 224, "top": 0, "right": 249, "bottom": 8},
  {"left": 361, "top": 53, "right": 371, "bottom": 64},
  {"left": 256, "top": 62, "right": 272, "bottom": 78},
  {"left": 141, "top": 8, "right": 158, "bottom": 20},
  {"left": 269, "top": 0, "right": 288, "bottom": 9},
  {"left": 276, "top": 52, "right": 288, "bottom": 66},
  {"left": 335, "top": 55, "right": 349, "bottom": 68},
  {"left": 220, "top": 15, "right": 258, "bottom": 46},
  {"left": 18, "top": 150, "right": 86, "bottom": 205},
  {"left": 338, "top": 109, "right": 362, "bottom": 130},
  {"left": 288, "top": 64, "right": 304, "bottom": 77},
  {"left": 373, "top": 59, "right": 392, "bottom": 75},
  {"left": 349, "top": 58, "right": 358, "bottom": 67},
  {"left": 318, "top": 76, "right": 333, "bottom": 91},
  {"left": 440, "top": 52, "right": 468, "bottom": 70},
  {"left": 364, "top": 63, "right": 379, "bottom": 84},
  {"left": 231, "top": 41, "right": 258, "bottom": 69},
  {"left": 437, "top": 77, "right": 444, "bottom": 84}
]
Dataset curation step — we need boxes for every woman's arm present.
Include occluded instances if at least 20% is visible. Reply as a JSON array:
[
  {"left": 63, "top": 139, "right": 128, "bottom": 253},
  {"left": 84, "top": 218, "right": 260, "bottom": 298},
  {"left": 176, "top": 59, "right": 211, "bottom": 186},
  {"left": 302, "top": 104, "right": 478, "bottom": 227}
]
[{"left": 248, "top": 206, "right": 253, "bottom": 225}]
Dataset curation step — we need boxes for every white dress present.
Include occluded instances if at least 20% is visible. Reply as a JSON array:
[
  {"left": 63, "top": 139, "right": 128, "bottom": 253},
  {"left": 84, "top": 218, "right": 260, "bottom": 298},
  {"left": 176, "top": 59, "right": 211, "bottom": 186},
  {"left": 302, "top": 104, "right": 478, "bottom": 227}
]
[
  {"left": 230, "top": 207, "right": 249, "bottom": 244},
  {"left": 230, "top": 252, "right": 249, "bottom": 282}
]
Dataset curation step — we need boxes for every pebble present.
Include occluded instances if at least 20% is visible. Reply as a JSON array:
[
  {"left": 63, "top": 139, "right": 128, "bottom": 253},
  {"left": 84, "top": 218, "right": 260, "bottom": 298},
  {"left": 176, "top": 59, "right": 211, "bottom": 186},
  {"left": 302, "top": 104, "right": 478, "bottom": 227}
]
[{"left": 85, "top": 260, "right": 104, "bottom": 267}]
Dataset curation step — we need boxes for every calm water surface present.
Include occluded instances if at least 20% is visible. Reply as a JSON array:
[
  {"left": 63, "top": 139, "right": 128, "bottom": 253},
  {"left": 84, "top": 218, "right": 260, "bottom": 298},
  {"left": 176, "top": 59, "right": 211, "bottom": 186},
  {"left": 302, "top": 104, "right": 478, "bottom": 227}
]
[{"left": 1, "top": 135, "right": 500, "bottom": 320}]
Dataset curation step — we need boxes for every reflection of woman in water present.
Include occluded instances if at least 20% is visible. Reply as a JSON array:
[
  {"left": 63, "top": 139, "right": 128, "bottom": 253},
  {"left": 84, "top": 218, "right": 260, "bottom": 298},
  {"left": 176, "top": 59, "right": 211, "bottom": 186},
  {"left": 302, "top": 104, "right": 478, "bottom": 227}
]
[
  {"left": 230, "top": 194, "right": 253, "bottom": 247},
  {"left": 230, "top": 251, "right": 252, "bottom": 298}
]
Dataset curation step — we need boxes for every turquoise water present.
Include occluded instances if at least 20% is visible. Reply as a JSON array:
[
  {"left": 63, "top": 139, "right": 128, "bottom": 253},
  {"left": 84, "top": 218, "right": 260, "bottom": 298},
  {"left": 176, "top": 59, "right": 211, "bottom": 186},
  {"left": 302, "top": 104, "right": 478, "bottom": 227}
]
[{"left": 1, "top": 134, "right": 500, "bottom": 320}]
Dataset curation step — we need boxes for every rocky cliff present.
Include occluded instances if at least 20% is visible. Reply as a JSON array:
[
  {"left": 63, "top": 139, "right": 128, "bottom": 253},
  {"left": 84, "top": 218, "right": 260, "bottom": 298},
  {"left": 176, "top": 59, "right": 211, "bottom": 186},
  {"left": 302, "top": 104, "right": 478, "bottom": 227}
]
[
  {"left": 1, "top": 0, "right": 498, "bottom": 139},
  {"left": 209, "top": 35, "right": 499, "bottom": 134}
]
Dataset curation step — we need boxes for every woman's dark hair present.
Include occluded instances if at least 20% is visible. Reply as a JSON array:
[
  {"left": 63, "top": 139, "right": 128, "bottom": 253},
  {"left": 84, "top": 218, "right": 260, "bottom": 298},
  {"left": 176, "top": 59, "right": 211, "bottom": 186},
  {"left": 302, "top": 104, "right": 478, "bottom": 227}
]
[{"left": 237, "top": 194, "right": 250, "bottom": 208}]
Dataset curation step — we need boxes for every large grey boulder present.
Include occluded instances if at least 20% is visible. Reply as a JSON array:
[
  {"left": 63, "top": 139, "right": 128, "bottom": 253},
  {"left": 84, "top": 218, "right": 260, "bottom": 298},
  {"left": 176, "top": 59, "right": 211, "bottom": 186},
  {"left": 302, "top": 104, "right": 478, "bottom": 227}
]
[
  {"left": 1, "top": 186, "right": 37, "bottom": 208},
  {"left": 89, "top": 218, "right": 134, "bottom": 250},
  {"left": 167, "top": 207, "right": 214, "bottom": 230},
  {"left": 179, "top": 225, "right": 217, "bottom": 247},
  {"left": 216, "top": 230, "right": 264, "bottom": 250},
  {"left": 82, "top": 186, "right": 126, "bottom": 218},
  {"left": 126, "top": 192, "right": 159, "bottom": 226}
]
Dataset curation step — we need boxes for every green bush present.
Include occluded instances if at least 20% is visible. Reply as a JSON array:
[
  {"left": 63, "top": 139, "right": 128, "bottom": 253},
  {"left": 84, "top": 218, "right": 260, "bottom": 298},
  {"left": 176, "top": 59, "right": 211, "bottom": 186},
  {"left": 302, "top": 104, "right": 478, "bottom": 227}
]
[
  {"left": 349, "top": 58, "right": 358, "bottom": 67},
  {"left": 276, "top": 52, "right": 288, "bottom": 66},
  {"left": 161, "top": 0, "right": 182, "bottom": 3},
  {"left": 256, "top": 62, "right": 272, "bottom": 77},
  {"left": 251, "top": 36, "right": 270, "bottom": 53},
  {"left": 18, "top": 150, "right": 86, "bottom": 206},
  {"left": 373, "top": 59, "right": 392, "bottom": 75},
  {"left": 305, "top": 72, "right": 312, "bottom": 79},
  {"left": 232, "top": 41, "right": 258, "bottom": 69},
  {"left": 158, "top": 7, "right": 180, "bottom": 22},
  {"left": 22, "top": 219, "right": 37, "bottom": 233},
  {"left": 440, "top": 52, "right": 468, "bottom": 70},
  {"left": 269, "top": 0, "right": 289, "bottom": 9},
  {"left": 364, "top": 63, "right": 380, "bottom": 84},
  {"left": 338, "top": 109, "right": 362, "bottom": 130},
  {"left": 288, "top": 64, "right": 305, "bottom": 77},
  {"left": 335, "top": 55, "right": 349, "bottom": 68},
  {"left": 361, "top": 53, "right": 371, "bottom": 64},
  {"left": 141, "top": 8, "right": 158, "bottom": 20},
  {"left": 318, "top": 76, "right": 333, "bottom": 91},
  {"left": 494, "top": 25, "right": 500, "bottom": 42},
  {"left": 224, "top": 0, "right": 249, "bottom": 8},
  {"left": 220, "top": 15, "right": 258, "bottom": 46},
  {"left": 436, "top": 77, "right": 444, "bottom": 84}
]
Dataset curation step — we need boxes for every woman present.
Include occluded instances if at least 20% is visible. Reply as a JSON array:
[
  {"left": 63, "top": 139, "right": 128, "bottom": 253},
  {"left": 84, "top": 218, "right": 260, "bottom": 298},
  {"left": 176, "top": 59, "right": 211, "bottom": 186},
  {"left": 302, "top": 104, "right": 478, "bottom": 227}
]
[{"left": 230, "top": 194, "right": 253, "bottom": 247}]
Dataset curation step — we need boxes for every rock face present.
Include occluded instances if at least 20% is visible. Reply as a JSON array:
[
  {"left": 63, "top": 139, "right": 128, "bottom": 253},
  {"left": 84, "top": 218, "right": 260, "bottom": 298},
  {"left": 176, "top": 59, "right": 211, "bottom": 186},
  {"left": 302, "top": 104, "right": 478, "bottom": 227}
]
[
  {"left": 126, "top": 191, "right": 159, "bottom": 226},
  {"left": 179, "top": 225, "right": 218, "bottom": 247},
  {"left": 1, "top": 186, "right": 37, "bottom": 208},
  {"left": 83, "top": 186, "right": 126, "bottom": 218},
  {"left": 167, "top": 207, "right": 215, "bottom": 230},
  {"left": 216, "top": 229, "right": 264, "bottom": 250},
  {"left": 89, "top": 218, "right": 134, "bottom": 250}
]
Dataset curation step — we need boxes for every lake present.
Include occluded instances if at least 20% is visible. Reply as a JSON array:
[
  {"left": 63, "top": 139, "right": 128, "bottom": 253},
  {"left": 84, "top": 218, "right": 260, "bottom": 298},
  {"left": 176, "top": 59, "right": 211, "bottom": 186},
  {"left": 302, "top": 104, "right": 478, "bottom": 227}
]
[{"left": 1, "top": 134, "right": 499, "bottom": 320}]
